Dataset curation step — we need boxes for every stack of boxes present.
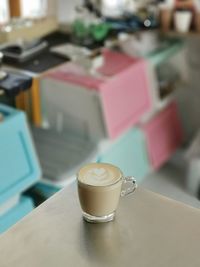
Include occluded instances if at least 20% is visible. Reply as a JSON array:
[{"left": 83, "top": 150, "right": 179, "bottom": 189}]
[{"left": 33, "top": 38, "right": 186, "bottom": 198}]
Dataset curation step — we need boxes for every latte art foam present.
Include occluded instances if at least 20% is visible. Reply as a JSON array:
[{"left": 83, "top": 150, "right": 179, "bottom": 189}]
[{"left": 78, "top": 163, "right": 122, "bottom": 186}]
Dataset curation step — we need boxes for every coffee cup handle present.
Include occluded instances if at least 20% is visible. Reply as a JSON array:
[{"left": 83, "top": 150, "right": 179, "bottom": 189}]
[{"left": 121, "top": 177, "right": 137, "bottom": 197}]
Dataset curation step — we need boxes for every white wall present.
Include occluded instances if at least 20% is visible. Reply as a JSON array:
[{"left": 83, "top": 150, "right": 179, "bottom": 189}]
[
  {"left": 0, "top": 0, "right": 9, "bottom": 24},
  {"left": 56, "top": 0, "right": 152, "bottom": 23},
  {"left": 47, "top": 0, "right": 58, "bottom": 16},
  {"left": 57, "top": 0, "right": 82, "bottom": 23},
  {"left": 21, "top": 0, "right": 47, "bottom": 18}
]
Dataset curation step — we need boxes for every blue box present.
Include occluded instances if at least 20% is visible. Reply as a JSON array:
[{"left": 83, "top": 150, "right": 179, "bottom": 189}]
[
  {"left": 0, "top": 104, "right": 41, "bottom": 205},
  {"left": 0, "top": 196, "right": 34, "bottom": 233},
  {"left": 98, "top": 128, "right": 151, "bottom": 183}
]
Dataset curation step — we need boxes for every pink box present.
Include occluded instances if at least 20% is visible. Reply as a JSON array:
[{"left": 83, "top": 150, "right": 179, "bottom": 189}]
[
  {"left": 142, "top": 102, "right": 183, "bottom": 169},
  {"left": 41, "top": 50, "right": 152, "bottom": 140}
]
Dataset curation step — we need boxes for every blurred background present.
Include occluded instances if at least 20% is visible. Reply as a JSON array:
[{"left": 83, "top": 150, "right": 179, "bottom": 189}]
[{"left": 1, "top": 0, "right": 200, "bottom": 233}]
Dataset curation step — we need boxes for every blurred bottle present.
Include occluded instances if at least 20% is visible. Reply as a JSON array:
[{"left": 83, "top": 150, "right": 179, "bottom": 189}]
[
  {"left": 174, "top": 9, "right": 192, "bottom": 33},
  {"left": 159, "top": 0, "right": 175, "bottom": 31}
]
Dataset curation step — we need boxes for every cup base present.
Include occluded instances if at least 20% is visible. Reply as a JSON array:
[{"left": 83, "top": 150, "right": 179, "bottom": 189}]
[{"left": 83, "top": 211, "right": 115, "bottom": 223}]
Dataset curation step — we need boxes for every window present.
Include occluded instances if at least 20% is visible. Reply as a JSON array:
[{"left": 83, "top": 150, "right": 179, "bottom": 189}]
[
  {"left": 0, "top": 0, "right": 9, "bottom": 24},
  {"left": 21, "top": 0, "right": 47, "bottom": 19}
]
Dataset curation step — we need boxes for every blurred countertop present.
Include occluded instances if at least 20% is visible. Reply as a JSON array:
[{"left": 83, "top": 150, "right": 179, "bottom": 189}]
[{"left": 0, "top": 184, "right": 200, "bottom": 267}]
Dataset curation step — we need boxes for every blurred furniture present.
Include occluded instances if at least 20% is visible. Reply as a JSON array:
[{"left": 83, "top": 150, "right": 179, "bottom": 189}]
[
  {"left": 32, "top": 127, "right": 98, "bottom": 181},
  {"left": 0, "top": 104, "right": 41, "bottom": 233},
  {"left": 0, "top": 50, "right": 32, "bottom": 106},
  {"left": 183, "top": 130, "right": 200, "bottom": 197},
  {"left": 2, "top": 32, "right": 184, "bottom": 201},
  {"left": 2, "top": 31, "right": 70, "bottom": 126},
  {"left": 119, "top": 33, "right": 187, "bottom": 116},
  {"left": 0, "top": 70, "right": 32, "bottom": 97},
  {"left": 1, "top": 186, "right": 200, "bottom": 266},
  {"left": 33, "top": 35, "right": 185, "bottom": 199},
  {"left": 143, "top": 38, "right": 187, "bottom": 125},
  {"left": 98, "top": 128, "right": 151, "bottom": 181},
  {"left": 141, "top": 102, "right": 183, "bottom": 170},
  {"left": 1, "top": 39, "right": 48, "bottom": 63},
  {"left": 40, "top": 50, "right": 151, "bottom": 140},
  {"left": 34, "top": 49, "right": 152, "bottom": 197},
  {"left": 97, "top": 102, "right": 183, "bottom": 178}
]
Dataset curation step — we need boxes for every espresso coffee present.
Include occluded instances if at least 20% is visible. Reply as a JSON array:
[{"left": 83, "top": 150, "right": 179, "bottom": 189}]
[
  {"left": 78, "top": 163, "right": 123, "bottom": 218},
  {"left": 78, "top": 163, "right": 121, "bottom": 186}
]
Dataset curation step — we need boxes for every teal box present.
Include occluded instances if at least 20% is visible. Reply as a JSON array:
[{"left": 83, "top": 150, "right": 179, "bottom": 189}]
[
  {"left": 0, "top": 196, "right": 34, "bottom": 233},
  {"left": 98, "top": 128, "right": 150, "bottom": 183},
  {"left": 0, "top": 104, "right": 41, "bottom": 205}
]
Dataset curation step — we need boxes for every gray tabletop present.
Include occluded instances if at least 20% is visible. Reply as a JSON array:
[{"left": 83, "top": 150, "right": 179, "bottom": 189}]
[{"left": 0, "top": 185, "right": 200, "bottom": 267}]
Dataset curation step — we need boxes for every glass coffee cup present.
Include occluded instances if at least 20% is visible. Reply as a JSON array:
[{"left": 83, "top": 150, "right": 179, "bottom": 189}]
[{"left": 77, "top": 163, "right": 137, "bottom": 223}]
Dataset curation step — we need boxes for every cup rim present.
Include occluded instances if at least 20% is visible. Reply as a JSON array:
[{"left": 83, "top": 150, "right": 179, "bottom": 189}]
[
  {"left": 175, "top": 10, "right": 192, "bottom": 14},
  {"left": 77, "top": 162, "right": 123, "bottom": 188}
]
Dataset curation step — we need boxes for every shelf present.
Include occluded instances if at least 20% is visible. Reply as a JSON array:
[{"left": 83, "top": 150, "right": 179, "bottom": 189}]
[
  {"left": 161, "top": 31, "right": 200, "bottom": 38},
  {"left": 0, "top": 17, "right": 58, "bottom": 43},
  {"left": 106, "top": 30, "right": 185, "bottom": 67}
]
